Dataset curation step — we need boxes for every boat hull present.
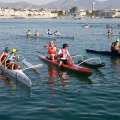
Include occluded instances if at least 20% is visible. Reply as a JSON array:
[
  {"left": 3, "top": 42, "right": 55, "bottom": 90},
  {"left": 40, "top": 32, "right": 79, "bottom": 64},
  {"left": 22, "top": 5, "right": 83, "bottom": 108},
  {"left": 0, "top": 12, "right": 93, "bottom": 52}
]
[
  {"left": 0, "top": 65, "right": 32, "bottom": 87},
  {"left": 38, "top": 55, "right": 93, "bottom": 76},
  {"left": 17, "top": 34, "right": 74, "bottom": 39},
  {"left": 86, "top": 49, "right": 120, "bottom": 56}
]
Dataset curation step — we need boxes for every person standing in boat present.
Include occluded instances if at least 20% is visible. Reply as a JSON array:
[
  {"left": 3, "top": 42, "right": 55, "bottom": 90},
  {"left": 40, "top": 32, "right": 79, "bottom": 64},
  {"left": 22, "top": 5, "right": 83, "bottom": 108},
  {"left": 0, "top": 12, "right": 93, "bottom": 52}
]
[
  {"left": 54, "top": 30, "right": 61, "bottom": 36},
  {"left": 26, "top": 30, "right": 31, "bottom": 36},
  {"left": 57, "top": 44, "right": 74, "bottom": 67},
  {"left": 4, "top": 48, "right": 21, "bottom": 70},
  {"left": 47, "top": 29, "right": 52, "bottom": 35},
  {"left": 34, "top": 30, "right": 39, "bottom": 36},
  {"left": 111, "top": 39, "right": 120, "bottom": 53},
  {"left": 0, "top": 47, "right": 10, "bottom": 65},
  {"left": 44, "top": 41, "right": 58, "bottom": 61}
]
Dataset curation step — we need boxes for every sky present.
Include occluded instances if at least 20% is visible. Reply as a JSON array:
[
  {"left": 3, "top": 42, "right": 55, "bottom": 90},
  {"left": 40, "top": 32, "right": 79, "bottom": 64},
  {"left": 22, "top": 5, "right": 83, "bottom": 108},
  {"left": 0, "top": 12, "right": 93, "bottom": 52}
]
[{"left": 0, "top": 0, "right": 107, "bottom": 5}]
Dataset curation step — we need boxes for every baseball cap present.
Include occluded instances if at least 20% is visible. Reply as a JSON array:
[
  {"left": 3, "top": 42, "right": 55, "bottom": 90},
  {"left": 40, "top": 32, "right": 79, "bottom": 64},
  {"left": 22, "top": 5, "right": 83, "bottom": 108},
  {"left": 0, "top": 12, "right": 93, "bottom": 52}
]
[
  {"left": 12, "top": 48, "right": 17, "bottom": 53},
  {"left": 116, "top": 39, "right": 119, "bottom": 42},
  {"left": 5, "top": 47, "right": 10, "bottom": 51}
]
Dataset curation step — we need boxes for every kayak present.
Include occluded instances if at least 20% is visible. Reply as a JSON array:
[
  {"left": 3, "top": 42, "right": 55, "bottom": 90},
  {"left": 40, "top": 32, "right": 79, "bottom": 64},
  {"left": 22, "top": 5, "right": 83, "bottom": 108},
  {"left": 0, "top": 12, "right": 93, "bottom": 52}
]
[
  {"left": 38, "top": 55, "right": 93, "bottom": 76},
  {"left": 17, "top": 34, "right": 57, "bottom": 40},
  {"left": 17, "top": 34, "right": 74, "bottom": 39},
  {"left": 0, "top": 65, "right": 32, "bottom": 87},
  {"left": 86, "top": 49, "right": 120, "bottom": 57}
]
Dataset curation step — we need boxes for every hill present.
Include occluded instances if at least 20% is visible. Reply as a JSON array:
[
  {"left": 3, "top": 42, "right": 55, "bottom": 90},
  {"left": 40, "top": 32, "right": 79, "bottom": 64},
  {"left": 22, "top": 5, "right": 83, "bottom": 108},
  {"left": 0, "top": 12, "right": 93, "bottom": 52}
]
[{"left": 0, "top": 0, "right": 120, "bottom": 10}]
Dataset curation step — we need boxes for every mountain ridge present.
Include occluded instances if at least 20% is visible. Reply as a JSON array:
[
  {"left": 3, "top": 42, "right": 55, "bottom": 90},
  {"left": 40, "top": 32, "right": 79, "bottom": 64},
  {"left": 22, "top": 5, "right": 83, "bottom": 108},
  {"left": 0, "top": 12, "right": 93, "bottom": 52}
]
[{"left": 0, "top": 0, "right": 119, "bottom": 10}]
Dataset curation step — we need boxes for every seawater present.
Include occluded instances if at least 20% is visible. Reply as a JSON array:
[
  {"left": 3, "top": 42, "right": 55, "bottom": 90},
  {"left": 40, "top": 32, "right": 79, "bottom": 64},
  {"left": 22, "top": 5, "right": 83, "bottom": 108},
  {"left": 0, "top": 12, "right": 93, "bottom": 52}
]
[{"left": 0, "top": 18, "right": 120, "bottom": 120}]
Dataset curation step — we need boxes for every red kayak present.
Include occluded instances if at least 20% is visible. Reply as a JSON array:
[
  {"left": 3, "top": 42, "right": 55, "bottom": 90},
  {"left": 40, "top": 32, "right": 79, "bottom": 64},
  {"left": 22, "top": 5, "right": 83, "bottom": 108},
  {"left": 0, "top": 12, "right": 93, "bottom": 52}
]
[{"left": 38, "top": 55, "right": 93, "bottom": 76}]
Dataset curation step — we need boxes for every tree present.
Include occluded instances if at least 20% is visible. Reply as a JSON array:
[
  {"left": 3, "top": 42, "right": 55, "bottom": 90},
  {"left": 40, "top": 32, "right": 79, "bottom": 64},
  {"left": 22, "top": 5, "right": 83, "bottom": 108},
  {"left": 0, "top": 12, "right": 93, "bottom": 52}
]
[{"left": 69, "top": 6, "right": 79, "bottom": 13}]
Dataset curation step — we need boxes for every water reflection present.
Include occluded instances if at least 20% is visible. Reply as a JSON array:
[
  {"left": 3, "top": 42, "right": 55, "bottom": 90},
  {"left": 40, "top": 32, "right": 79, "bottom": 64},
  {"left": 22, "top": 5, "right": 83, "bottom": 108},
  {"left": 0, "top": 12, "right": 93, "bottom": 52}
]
[
  {"left": 0, "top": 75, "right": 12, "bottom": 86},
  {"left": 47, "top": 65, "right": 92, "bottom": 87}
]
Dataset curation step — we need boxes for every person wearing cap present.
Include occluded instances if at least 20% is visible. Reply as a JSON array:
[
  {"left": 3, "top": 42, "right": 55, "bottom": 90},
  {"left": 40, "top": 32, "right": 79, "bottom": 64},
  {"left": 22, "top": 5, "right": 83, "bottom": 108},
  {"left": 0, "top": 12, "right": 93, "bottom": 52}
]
[
  {"left": 57, "top": 44, "right": 74, "bottom": 67},
  {"left": 0, "top": 47, "right": 10, "bottom": 65},
  {"left": 26, "top": 30, "right": 31, "bottom": 36},
  {"left": 44, "top": 40, "right": 58, "bottom": 61},
  {"left": 4, "top": 48, "right": 20, "bottom": 70},
  {"left": 34, "top": 30, "right": 39, "bottom": 36},
  {"left": 111, "top": 39, "right": 120, "bottom": 53},
  {"left": 108, "top": 29, "right": 113, "bottom": 35}
]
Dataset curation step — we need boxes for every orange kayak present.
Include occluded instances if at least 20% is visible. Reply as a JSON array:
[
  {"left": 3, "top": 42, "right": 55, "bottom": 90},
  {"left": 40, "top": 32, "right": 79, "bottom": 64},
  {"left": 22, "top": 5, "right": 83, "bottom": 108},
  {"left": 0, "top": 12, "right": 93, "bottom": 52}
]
[{"left": 38, "top": 55, "right": 93, "bottom": 76}]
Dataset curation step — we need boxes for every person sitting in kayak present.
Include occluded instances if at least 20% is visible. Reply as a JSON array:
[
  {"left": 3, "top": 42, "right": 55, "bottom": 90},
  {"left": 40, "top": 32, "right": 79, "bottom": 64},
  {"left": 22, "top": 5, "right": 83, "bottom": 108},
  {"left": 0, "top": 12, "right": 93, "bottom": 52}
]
[
  {"left": 0, "top": 47, "right": 10, "bottom": 65},
  {"left": 108, "top": 29, "right": 113, "bottom": 35},
  {"left": 34, "top": 30, "right": 39, "bottom": 36},
  {"left": 57, "top": 44, "right": 74, "bottom": 67},
  {"left": 44, "top": 41, "right": 58, "bottom": 61},
  {"left": 54, "top": 30, "right": 61, "bottom": 36},
  {"left": 47, "top": 29, "right": 52, "bottom": 35},
  {"left": 4, "top": 48, "right": 21, "bottom": 70},
  {"left": 111, "top": 39, "right": 120, "bottom": 53},
  {"left": 26, "top": 30, "right": 31, "bottom": 36}
]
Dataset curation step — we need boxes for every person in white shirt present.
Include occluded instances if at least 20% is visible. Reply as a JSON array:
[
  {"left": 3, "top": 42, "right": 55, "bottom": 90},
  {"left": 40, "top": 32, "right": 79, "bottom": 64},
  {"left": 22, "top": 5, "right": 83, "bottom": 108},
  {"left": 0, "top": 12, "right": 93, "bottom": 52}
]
[
  {"left": 57, "top": 44, "right": 73, "bottom": 67},
  {"left": 47, "top": 29, "right": 52, "bottom": 35},
  {"left": 54, "top": 30, "right": 61, "bottom": 36}
]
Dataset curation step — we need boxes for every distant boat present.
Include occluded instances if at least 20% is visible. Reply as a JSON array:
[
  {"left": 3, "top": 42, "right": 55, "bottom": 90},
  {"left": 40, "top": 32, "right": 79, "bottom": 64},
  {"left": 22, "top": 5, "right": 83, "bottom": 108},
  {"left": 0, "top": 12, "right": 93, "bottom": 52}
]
[
  {"left": 74, "top": 17, "right": 81, "bottom": 20},
  {"left": 52, "top": 17, "right": 58, "bottom": 19}
]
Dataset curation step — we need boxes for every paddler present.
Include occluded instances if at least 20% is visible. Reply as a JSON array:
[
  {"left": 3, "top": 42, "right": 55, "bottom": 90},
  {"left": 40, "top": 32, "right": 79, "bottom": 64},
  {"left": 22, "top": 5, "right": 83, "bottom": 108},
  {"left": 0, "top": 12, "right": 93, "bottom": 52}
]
[
  {"left": 47, "top": 29, "right": 52, "bottom": 35},
  {"left": 111, "top": 39, "right": 120, "bottom": 53},
  {"left": 57, "top": 44, "right": 74, "bottom": 67},
  {"left": 26, "top": 30, "right": 31, "bottom": 36},
  {"left": 44, "top": 40, "right": 58, "bottom": 61},
  {"left": 35, "top": 30, "right": 39, "bottom": 36},
  {"left": 108, "top": 29, "right": 113, "bottom": 35},
  {"left": 4, "top": 48, "right": 21, "bottom": 70},
  {"left": 0, "top": 47, "right": 10, "bottom": 65},
  {"left": 53, "top": 30, "right": 61, "bottom": 36}
]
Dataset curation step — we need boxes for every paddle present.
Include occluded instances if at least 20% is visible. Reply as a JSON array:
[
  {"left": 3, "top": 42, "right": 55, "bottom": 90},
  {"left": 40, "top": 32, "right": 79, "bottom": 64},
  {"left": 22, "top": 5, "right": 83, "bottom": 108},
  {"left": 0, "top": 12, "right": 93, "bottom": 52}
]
[
  {"left": 22, "top": 64, "right": 43, "bottom": 71},
  {"left": 77, "top": 58, "right": 101, "bottom": 66}
]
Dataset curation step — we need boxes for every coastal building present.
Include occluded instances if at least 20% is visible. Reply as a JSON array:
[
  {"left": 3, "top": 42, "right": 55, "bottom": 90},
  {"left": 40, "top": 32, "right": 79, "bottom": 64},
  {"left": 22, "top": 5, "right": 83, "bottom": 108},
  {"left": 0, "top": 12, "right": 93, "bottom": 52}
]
[
  {"left": 97, "top": 11, "right": 120, "bottom": 18},
  {"left": 0, "top": 8, "right": 58, "bottom": 19}
]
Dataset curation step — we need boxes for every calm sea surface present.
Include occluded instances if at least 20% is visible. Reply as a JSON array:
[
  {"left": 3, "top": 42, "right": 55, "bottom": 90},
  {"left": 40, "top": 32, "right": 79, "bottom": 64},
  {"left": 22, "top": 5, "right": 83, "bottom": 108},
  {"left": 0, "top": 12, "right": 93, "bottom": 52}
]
[{"left": 0, "top": 18, "right": 120, "bottom": 120}]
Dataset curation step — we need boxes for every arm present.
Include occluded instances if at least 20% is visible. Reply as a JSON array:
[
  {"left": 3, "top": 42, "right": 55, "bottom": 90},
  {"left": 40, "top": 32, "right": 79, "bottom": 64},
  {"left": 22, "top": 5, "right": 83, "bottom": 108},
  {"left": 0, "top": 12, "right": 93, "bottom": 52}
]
[
  {"left": 0, "top": 52, "right": 4, "bottom": 62},
  {"left": 67, "top": 51, "right": 74, "bottom": 63},
  {"left": 44, "top": 45, "right": 49, "bottom": 48}
]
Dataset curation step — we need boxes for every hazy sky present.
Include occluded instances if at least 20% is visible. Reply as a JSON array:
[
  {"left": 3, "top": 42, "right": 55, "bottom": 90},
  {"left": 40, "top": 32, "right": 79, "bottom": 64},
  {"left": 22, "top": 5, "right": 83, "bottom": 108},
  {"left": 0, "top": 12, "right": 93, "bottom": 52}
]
[{"left": 0, "top": 0, "right": 107, "bottom": 5}]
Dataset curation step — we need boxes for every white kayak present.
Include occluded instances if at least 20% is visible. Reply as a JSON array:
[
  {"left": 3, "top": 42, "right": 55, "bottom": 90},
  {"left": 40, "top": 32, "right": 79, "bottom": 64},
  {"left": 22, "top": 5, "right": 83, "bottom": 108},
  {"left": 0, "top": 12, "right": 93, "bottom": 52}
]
[
  {"left": 17, "top": 34, "right": 56, "bottom": 40},
  {"left": 0, "top": 65, "right": 32, "bottom": 87},
  {"left": 17, "top": 34, "right": 74, "bottom": 39}
]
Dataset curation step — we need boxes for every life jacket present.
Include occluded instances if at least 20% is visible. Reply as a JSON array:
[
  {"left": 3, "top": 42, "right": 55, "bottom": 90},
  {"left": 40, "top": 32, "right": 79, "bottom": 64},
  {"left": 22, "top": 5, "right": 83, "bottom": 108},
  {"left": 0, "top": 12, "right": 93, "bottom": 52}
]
[
  {"left": 48, "top": 47, "right": 56, "bottom": 54},
  {"left": 111, "top": 42, "right": 119, "bottom": 51},
  {"left": 114, "top": 42, "right": 119, "bottom": 50},
  {"left": 60, "top": 49, "right": 68, "bottom": 58},
  {"left": 6, "top": 53, "right": 15, "bottom": 60}
]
